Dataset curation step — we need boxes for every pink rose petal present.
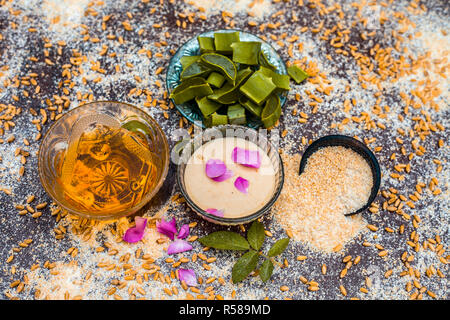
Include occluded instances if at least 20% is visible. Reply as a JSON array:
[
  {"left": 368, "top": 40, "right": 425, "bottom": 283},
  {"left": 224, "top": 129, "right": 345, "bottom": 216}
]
[
  {"left": 178, "top": 269, "right": 198, "bottom": 287},
  {"left": 156, "top": 218, "right": 177, "bottom": 240},
  {"left": 211, "top": 168, "right": 234, "bottom": 182},
  {"left": 234, "top": 176, "right": 249, "bottom": 194},
  {"left": 123, "top": 217, "right": 147, "bottom": 243},
  {"left": 206, "top": 208, "right": 224, "bottom": 217},
  {"left": 231, "top": 147, "right": 261, "bottom": 169},
  {"left": 167, "top": 239, "right": 193, "bottom": 254},
  {"left": 177, "top": 224, "right": 190, "bottom": 239},
  {"left": 205, "top": 159, "right": 227, "bottom": 178}
]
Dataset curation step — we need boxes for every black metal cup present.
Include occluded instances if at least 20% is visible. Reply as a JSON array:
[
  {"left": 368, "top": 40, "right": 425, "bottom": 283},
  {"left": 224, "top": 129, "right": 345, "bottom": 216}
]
[{"left": 299, "top": 135, "right": 381, "bottom": 216}]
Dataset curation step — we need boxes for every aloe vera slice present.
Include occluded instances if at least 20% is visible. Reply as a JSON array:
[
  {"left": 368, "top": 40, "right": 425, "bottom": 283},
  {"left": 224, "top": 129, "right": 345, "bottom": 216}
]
[
  {"left": 259, "top": 66, "right": 290, "bottom": 92},
  {"left": 214, "top": 31, "right": 240, "bottom": 54},
  {"left": 208, "top": 83, "right": 239, "bottom": 104},
  {"left": 180, "top": 55, "right": 200, "bottom": 70},
  {"left": 206, "top": 72, "right": 226, "bottom": 88},
  {"left": 208, "top": 68, "right": 253, "bottom": 104},
  {"left": 197, "top": 36, "right": 215, "bottom": 53},
  {"left": 261, "top": 94, "right": 281, "bottom": 129},
  {"left": 231, "top": 41, "right": 261, "bottom": 65},
  {"left": 239, "top": 95, "right": 262, "bottom": 117},
  {"left": 259, "top": 51, "right": 277, "bottom": 71},
  {"left": 239, "top": 70, "right": 276, "bottom": 106},
  {"left": 205, "top": 112, "right": 228, "bottom": 127},
  {"left": 287, "top": 65, "right": 309, "bottom": 84},
  {"left": 180, "top": 61, "right": 211, "bottom": 80},
  {"left": 196, "top": 96, "right": 221, "bottom": 118},
  {"left": 169, "top": 77, "right": 213, "bottom": 104},
  {"left": 227, "top": 104, "right": 247, "bottom": 125},
  {"left": 201, "top": 53, "right": 237, "bottom": 85}
]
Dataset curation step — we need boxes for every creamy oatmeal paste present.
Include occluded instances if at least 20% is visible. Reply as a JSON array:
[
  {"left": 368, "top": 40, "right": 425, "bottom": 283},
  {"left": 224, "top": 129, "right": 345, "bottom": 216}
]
[
  {"left": 274, "top": 146, "right": 373, "bottom": 253},
  {"left": 184, "top": 137, "right": 276, "bottom": 218}
]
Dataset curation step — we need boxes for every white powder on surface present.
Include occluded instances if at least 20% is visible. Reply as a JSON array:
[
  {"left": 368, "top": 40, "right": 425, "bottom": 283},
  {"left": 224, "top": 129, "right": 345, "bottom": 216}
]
[
  {"left": 40, "top": 0, "right": 91, "bottom": 29},
  {"left": 185, "top": 0, "right": 272, "bottom": 19},
  {"left": 274, "top": 147, "right": 372, "bottom": 253}
]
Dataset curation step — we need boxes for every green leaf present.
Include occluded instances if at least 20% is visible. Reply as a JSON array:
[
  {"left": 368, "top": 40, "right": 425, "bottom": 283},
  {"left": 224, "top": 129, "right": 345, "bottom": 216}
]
[
  {"left": 198, "top": 231, "right": 250, "bottom": 251},
  {"left": 232, "top": 250, "right": 259, "bottom": 283},
  {"left": 267, "top": 238, "right": 290, "bottom": 257},
  {"left": 259, "top": 259, "right": 274, "bottom": 282},
  {"left": 247, "top": 221, "right": 265, "bottom": 251}
]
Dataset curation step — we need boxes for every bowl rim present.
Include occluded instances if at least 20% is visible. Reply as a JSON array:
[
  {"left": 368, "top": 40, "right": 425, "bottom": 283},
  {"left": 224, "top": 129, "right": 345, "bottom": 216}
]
[
  {"left": 298, "top": 134, "right": 381, "bottom": 216},
  {"left": 165, "top": 28, "right": 288, "bottom": 129},
  {"left": 37, "top": 100, "right": 170, "bottom": 220},
  {"left": 176, "top": 124, "right": 285, "bottom": 225}
]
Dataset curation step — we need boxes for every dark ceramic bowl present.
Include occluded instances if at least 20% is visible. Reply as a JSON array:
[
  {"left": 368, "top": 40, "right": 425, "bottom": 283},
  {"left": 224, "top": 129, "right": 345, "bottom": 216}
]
[{"left": 299, "top": 135, "right": 381, "bottom": 216}]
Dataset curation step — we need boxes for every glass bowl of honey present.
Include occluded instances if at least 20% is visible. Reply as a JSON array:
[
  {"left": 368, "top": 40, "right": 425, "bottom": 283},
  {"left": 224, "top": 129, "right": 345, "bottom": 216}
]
[{"left": 38, "top": 101, "right": 170, "bottom": 220}]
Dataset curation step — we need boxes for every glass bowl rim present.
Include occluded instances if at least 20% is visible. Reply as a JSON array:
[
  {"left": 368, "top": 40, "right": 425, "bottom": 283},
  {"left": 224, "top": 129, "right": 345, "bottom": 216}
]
[
  {"left": 37, "top": 100, "right": 170, "bottom": 220},
  {"left": 165, "top": 28, "right": 288, "bottom": 129},
  {"left": 298, "top": 134, "right": 381, "bottom": 216},
  {"left": 176, "top": 124, "right": 285, "bottom": 225}
]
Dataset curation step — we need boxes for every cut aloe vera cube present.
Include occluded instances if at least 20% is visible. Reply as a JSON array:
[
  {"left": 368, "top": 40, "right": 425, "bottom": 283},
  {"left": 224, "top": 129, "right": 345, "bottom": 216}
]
[
  {"left": 230, "top": 41, "right": 261, "bottom": 65},
  {"left": 206, "top": 72, "right": 226, "bottom": 88},
  {"left": 239, "top": 96, "right": 262, "bottom": 117},
  {"left": 205, "top": 112, "right": 228, "bottom": 127},
  {"left": 259, "top": 51, "right": 277, "bottom": 71},
  {"left": 214, "top": 31, "right": 240, "bottom": 54},
  {"left": 239, "top": 70, "right": 276, "bottom": 106},
  {"left": 180, "top": 55, "right": 200, "bottom": 70},
  {"left": 169, "top": 77, "right": 213, "bottom": 104},
  {"left": 259, "top": 66, "right": 290, "bottom": 92},
  {"left": 201, "top": 53, "right": 237, "bottom": 85},
  {"left": 197, "top": 36, "right": 215, "bottom": 53},
  {"left": 180, "top": 61, "right": 211, "bottom": 80},
  {"left": 196, "top": 96, "right": 221, "bottom": 118},
  {"left": 227, "top": 104, "right": 247, "bottom": 125},
  {"left": 287, "top": 65, "right": 309, "bottom": 84}
]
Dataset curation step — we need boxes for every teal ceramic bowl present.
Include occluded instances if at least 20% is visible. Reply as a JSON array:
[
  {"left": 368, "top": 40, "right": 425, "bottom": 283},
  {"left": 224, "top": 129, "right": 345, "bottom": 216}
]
[{"left": 166, "top": 29, "right": 287, "bottom": 129}]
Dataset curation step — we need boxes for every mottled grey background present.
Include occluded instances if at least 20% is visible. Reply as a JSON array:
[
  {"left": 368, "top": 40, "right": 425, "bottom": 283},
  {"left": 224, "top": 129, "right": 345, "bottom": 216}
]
[{"left": 0, "top": 0, "right": 448, "bottom": 300}]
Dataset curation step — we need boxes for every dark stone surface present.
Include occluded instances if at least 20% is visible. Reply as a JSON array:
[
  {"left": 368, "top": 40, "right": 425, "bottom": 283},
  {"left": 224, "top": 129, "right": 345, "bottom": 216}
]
[{"left": 0, "top": 0, "right": 448, "bottom": 300}]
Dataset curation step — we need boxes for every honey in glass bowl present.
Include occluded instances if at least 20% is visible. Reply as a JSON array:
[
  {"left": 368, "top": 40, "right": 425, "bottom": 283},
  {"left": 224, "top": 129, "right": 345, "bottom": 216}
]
[{"left": 38, "top": 101, "right": 169, "bottom": 220}]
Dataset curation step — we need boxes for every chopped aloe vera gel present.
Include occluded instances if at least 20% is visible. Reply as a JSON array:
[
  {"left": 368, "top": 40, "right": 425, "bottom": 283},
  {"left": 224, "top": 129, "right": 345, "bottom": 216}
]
[
  {"left": 287, "top": 65, "right": 309, "bottom": 84},
  {"left": 239, "top": 96, "right": 262, "bottom": 117},
  {"left": 201, "top": 53, "right": 237, "bottom": 85},
  {"left": 196, "top": 96, "right": 222, "bottom": 118},
  {"left": 261, "top": 94, "right": 281, "bottom": 129},
  {"left": 208, "top": 68, "right": 253, "bottom": 105},
  {"left": 231, "top": 41, "right": 261, "bottom": 65},
  {"left": 259, "top": 66, "right": 290, "bottom": 92},
  {"left": 206, "top": 72, "right": 226, "bottom": 88},
  {"left": 169, "top": 77, "right": 213, "bottom": 104},
  {"left": 181, "top": 61, "right": 211, "bottom": 80},
  {"left": 235, "top": 67, "right": 254, "bottom": 84},
  {"left": 240, "top": 70, "right": 276, "bottom": 106},
  {"left": 205, "top": 112, "right": 228, "bottom": 127},
  {"left": 208, "top": 83, "right": 240, "bottom": 105},
  {"left": 197, "top": 36, "right": 215, "bottom": 53},
  {"left": 171, "top": 31, "right": 292, "bottom": 128},
  {"left": 227, "top": 104, "right": 247, "bottom": 125},
  {"left": 259, "top": 51, "right": 277, "bottom": 71},
  {"left": 180, "top": 55, "right": 200, "bottom": 70},
  {"left": 213, "top": 31, "right": 240, "bottom": 54}
]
